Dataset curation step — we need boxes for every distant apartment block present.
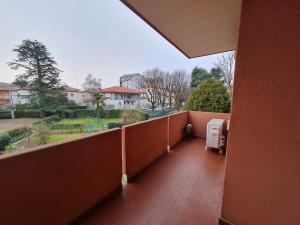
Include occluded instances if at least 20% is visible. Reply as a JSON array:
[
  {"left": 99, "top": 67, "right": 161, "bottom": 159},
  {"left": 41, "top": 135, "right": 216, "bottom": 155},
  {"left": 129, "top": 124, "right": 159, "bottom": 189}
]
[{"left": 119, "top": 73, "right": 142, "bottom": 90}]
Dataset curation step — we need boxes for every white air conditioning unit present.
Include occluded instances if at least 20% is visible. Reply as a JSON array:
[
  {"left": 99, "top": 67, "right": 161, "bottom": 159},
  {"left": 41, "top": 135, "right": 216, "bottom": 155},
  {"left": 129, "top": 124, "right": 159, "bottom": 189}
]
[{"left": 205, "top": 119, "right": 224, "bottom": 153}]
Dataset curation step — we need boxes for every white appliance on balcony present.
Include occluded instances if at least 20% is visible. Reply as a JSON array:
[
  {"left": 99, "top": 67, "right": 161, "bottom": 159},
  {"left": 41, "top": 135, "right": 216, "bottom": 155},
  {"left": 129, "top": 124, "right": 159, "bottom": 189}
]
[{"left": 205, "top": 119, "right": 224, "bottom": 154}]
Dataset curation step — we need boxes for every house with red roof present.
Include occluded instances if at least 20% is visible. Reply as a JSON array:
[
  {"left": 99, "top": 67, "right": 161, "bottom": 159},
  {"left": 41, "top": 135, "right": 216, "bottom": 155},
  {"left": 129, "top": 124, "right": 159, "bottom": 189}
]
[{"left": 100, "top": 86, "right": 142, "bottom": 109}]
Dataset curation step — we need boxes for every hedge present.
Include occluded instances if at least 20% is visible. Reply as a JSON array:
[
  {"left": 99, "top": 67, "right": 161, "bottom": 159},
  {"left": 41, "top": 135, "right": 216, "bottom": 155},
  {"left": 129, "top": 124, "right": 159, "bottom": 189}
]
[
  {"left": 0, "top": 108, "right": 149, "bottom": 120},
  {"left": 73, "top": 109, "right": 96, "bottom": 118},
  {"left": 15, "top": 110, "right": 40, "bottom": 118},
  {"left": 67, "top": 105, "right": 87, "bottom": 110},
  {"left": 43, "top": 109, "right": 59, "bottom": 117},
  {"left": 0, "top": 111, "right": 11, "bottom": 119},
  {"left": 49, "top": 123, "right": 87, "bottom": 133},
  {"left": 61, "top": 109, "right": 75, "bottom": 118},
  {"left": 33, "top": 114, "right": 61, "bottom": 125},
  {"left": 7, "top": 127, "right": 32, "bottom": 143},
  {"left": 0, "top": 133, "right": 11, "bottom": 151},
  {"left": 43, "top": 114, "right": 61, "bottom": 124},
  {"left": 104, "top": 110, "right": 122, "bottom": 118},
  {"left": 107, "top": 122, "right": 125, "bottom": 129}
]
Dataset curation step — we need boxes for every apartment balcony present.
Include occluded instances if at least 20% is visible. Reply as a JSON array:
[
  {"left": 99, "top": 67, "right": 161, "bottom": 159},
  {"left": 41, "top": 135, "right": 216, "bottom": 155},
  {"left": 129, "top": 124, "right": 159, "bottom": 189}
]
[
  {"left": 74, "top": 138, "right": 225, "bottom": 225},
  {"left": 0, "top": 111, "right": 230, "bottom": 225}
]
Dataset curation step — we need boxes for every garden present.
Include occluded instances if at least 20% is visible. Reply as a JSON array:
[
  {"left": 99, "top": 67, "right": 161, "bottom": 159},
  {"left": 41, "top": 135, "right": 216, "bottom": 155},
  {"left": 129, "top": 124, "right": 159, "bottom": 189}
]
[{"left": 0, "top": 108, "right": 148, "bottom": 155}]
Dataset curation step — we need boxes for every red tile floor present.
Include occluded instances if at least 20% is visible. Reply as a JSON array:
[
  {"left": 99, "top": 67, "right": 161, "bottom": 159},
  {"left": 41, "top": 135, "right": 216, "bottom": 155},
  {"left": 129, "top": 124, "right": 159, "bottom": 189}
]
[{"left": 74, "top": 138, "right": 225, "bottom": 225}]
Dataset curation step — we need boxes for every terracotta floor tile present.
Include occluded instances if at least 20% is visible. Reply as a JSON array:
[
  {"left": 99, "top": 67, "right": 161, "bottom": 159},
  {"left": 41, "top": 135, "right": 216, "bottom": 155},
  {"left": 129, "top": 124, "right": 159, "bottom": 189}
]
[{"left": 74, "top": 138, "right": 225, "bottom": 225}]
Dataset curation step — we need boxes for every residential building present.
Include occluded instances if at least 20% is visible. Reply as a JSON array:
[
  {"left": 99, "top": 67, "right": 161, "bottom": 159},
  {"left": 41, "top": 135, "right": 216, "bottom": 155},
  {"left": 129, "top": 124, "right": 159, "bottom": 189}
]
[
  {"left": 63, "top": 85, "right": 91, "bottom": 105},
  {"left": 100, "top": 86, "right": 142, "bottom": 109},
  {"left": 0, "top": 84, "right": 92, "bottom": 107},
  {"left": 0, "top": 82, "right": 19, "bottom": 107},
  {"left": 119, "top": 73, "right": 142, "bottom": 90},
  {"left": 16, "top": 88, "right": 30, "bottom": 105}
]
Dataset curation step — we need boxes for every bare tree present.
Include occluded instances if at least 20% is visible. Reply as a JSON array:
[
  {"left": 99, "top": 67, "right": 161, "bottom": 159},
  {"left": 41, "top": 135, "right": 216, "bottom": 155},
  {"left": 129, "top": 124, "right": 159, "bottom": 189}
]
[
  {"left": 157, "top": 72, "right": 171, "bottom": 110},
  {"left": 164, "top": 73, "right": 175, "bottom": 109},
  {"left": 139, "top": 68, "right": 163, "bottom": 111},
  {"left": 214, "top": 51, "right": 235, "bottom": 95},
  {"left": 82, "top": 74, "right": 102, "bottom": 91},
  {"left": 172, "top": 70, "right": 189, "bottom": 111}
]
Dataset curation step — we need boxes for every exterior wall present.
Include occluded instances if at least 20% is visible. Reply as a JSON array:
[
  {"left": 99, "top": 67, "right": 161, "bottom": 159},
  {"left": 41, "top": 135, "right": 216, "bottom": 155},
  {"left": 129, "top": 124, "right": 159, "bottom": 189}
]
[
  {"left": 169, "top": 111, "right": 189, "bottom": 147},
  {"left": 66, "top": 91, "right": 88, "bottom": 105},
  {"left": 0, "top": 129, "right": 122, "bottom": 225},
  {"left": 16, "top": 89, "right": 30, "bottom": 105},
  {"left": 0, "top": 90, "right": 10, "bottom": 106},
  {"left": 0, "top": 90, "right": 18, "bottom": 106},
  {"left": 120, "top": 73, "right": 142, "bottom": 90},
  {"left": 104, "top": 92, "right": 141, "bottom": 109},
  {"left": 221, "top": 1, "right": 300, "bottom": 225},
  {"left": 123, "top": 117, "right": 168, "bottom": 179},
  {"left": 189, "top": 111, "right": 230, "bottom": 138}
]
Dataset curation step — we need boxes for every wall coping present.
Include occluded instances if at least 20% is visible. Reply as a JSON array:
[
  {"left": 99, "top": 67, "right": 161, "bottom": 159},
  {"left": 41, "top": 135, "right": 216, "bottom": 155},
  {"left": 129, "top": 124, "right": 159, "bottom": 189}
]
[{"left": 0, "top": 128, "right": 121, "bottom": 161}]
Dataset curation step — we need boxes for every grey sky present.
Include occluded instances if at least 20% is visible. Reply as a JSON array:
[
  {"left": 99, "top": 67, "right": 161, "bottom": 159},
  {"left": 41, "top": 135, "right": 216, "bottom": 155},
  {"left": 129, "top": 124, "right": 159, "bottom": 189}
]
[{"left": 0, "top": 0, "right": 222, "bottom": 89}]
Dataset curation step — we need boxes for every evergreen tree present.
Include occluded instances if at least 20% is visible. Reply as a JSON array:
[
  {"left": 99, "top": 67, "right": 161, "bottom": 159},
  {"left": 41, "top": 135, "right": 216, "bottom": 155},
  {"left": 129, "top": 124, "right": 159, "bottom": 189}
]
[
  {"left": 8, "top": 39, "right": 67, "bottom": 114},
  {"left": 190, "top": 67, "right": 210, "bottom": 88},
  {"left": 185, "top": 79, "right": 231, "bottom": 113}
]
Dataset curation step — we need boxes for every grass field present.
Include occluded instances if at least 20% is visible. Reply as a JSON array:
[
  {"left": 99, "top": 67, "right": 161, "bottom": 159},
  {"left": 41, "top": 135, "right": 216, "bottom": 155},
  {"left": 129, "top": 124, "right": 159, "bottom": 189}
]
[
  {"left": 38, "top": 133, "right": 83, "bottom": 144},
  {"left": 1, "top": 117, "right": 131, "bottom": 155},
  {"left": 3, "top": 133, "right": 84, "bottom": 154},
  {"left": 55, "top": 118, "right": 123, "bottom": 131}
]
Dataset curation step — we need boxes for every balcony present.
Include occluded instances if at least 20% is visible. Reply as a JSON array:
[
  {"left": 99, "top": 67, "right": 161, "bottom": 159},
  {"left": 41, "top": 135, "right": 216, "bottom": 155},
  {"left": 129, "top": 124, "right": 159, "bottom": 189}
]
[
  {"left": 0, "top": 111, "right": 230, "bottom": 225},
  {"left": 74, "top": 138, "right": 225, "bottom": 225}
]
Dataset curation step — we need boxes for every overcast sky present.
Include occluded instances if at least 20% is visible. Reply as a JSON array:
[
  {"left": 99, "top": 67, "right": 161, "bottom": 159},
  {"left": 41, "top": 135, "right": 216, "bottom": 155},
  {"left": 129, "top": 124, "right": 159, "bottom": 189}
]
[{"left": 0, "top": 0, "right": 222, "bottom": 89}]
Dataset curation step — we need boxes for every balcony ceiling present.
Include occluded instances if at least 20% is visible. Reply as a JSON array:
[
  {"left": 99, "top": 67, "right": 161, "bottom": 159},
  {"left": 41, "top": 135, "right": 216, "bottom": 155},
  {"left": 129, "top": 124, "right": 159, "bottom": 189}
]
[{"left": 121, "top": 0, "right": 242, "bottom": 58}]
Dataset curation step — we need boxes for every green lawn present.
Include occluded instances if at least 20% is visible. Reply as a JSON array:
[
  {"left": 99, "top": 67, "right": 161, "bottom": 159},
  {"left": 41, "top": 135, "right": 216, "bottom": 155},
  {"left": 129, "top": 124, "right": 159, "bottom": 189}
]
[
  {"left": 55, "top": 118, "right": 122, "bottom": 130},
  {"left": 45, "top": 133, "right": 83, "bottom": 143},
  {"left": 55, "top": 118, "right": 122, "bottom": 125},
  {"left": 3, "top": 133, "right": 84, "bottom": 154},
  {"left": 2, "top": 118, "right": 124, "bottom": 154}
]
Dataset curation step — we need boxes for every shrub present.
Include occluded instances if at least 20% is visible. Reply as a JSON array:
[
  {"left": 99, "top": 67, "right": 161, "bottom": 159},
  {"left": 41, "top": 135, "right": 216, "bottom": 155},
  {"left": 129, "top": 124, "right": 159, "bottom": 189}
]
[
  {"left": 0, "top": 133, "right": 11, "bottom": 151},
  {"left": 107, "top": 122, "right": 125, "bottom": 129},
  {"left": 15, "top": 104, "right": 32, "bottom": 110},
  {"left": 67, "top": 105, "right": 87, "bottom": 110},
  {"left": 104, "top": 110, "right": 122, "bottom": 118},
  {"left": 73, "top": 109, "right": 96, "bottom": 118},
  {"left": 185, "top": 79, "right": 231, "bottom": 113},
  {"left": 15, "top": 110, "right": 40, "bottom": 118},
  {"left": 43, "top": 114, "right": 61, "bottom": 124},
  {"left": 138, "top": 110, "right": 149, "bottom": 120},
  {"left": 33, "top": 121, "right": 49, "bottom": 144},
  {"left": 49, "top": 123, "right": 87, "bottom": 133},
  {"left": 61, "top": 109, "right": 75, "bottom": 118},
  {"left": 33, "top": 114, "right": 61, "bottom": 126},
  {"left": 121, "top": 110, "right": 142, "bottom": 123},
  {"left": 0, "top": 111, "right": 11, "bottom": 119},
  {"left": 43, "top": 109, "right": 58, "bottom": 117},
  {"left": 7, "top": 127, "right": 32, "bottom": 143}
]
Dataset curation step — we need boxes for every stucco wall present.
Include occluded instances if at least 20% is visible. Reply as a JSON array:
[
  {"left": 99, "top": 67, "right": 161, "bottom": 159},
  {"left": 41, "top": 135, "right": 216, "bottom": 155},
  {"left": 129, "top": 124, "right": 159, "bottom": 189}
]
[
  {"left": 221, "top": 1, "right": 300, "bottom": 225},
  {"left": 169, "top": 111, "right": 189, "bottom": 147},
  {"left": 189, "top": 111, "right": 230, "bottom": 138},
  {"left": 0, "top": 129, "right": 122, "bottom": 225},
  {"left": 123, "top": 117, "right": 168, "bottom": 180}
]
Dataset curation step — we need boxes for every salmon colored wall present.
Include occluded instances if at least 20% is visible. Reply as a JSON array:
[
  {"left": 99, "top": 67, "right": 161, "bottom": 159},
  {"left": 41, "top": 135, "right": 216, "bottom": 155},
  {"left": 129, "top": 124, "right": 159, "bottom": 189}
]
[
  {"left": 221, "top": 1, "right": 300, "bottom": 225},
  {"left": 169, "top": 111, "right": 189, "bottom": 148},
  {"left": 123, "top": 117, "right": 168, "bottom": 179},
  {"left": 0, "top": 129, "right": 122, "bottom": 225},
  {"left": 189, "top": 111, "right": 230, "bottom": 138}
]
